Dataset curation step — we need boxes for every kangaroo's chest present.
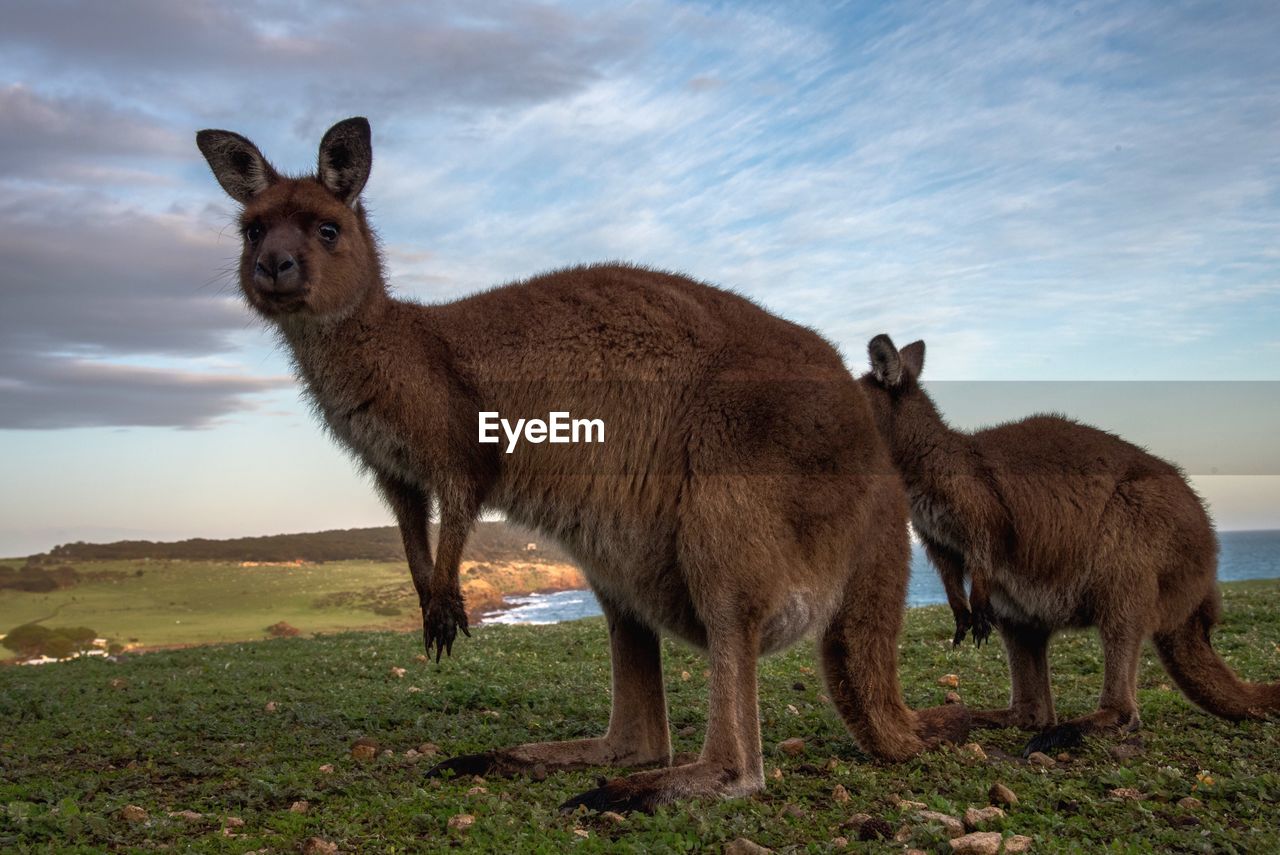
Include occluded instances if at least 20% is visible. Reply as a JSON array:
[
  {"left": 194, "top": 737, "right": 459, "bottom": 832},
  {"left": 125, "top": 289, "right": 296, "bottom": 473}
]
[
  {"left": 909, "top": 493, "right": 967, "bottom": 554},
  {"left": 302, "top": 371, "right": 421, "bottom": 485}
]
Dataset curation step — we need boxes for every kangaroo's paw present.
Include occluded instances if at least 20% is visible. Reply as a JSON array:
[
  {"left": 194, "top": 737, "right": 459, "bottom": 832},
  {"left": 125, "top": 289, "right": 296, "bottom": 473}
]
[
  {"left": 559, "top": 761, "right": 760, "bottom": 815},
  {"left": 970, "top": 600, "right": 994, "bottom": 648},
  {"left": 915, "top": 703, "right": 972, "bottom": 748},
  {"left": 951, "top": 609, "right": 972, "bottom": 648},
  {"left": 421, "top": 590, "right": 469, "bottom": 662}
]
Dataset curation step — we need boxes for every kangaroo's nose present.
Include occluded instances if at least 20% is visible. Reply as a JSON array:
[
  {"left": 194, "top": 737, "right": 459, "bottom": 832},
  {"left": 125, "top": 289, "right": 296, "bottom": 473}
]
[{"left": 253, "top": 252, "right": 302, "bottom": 294}]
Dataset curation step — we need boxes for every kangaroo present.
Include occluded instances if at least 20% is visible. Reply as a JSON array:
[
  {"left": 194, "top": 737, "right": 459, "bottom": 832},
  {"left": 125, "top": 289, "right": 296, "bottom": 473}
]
[
  {"left": 195, "top": 118, "right": 969, "bottom": 812},
  {"left": 859, "top": 334, "right": 1280, "bottom": 755}
]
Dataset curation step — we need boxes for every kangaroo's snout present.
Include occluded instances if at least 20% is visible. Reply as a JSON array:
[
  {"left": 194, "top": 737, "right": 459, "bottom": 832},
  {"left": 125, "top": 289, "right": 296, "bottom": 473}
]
[{"left": 252, "top": 228, "right": 306, "bottom": 298}]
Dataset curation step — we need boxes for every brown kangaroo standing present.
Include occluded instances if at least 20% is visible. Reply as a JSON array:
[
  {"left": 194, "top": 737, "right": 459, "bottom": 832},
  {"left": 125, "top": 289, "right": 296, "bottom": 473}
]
[
  {"left": 860, "top": 334, "right": 1280, "bottom": 755},
  {"left": 195, "top": 118, "right": 968, "bottom": 811}
]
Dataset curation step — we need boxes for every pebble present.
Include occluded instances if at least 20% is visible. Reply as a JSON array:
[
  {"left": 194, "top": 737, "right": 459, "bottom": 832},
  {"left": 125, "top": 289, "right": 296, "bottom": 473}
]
[
  {"left": 832, "top": 784, "right": 850, "bottom": 803},
  {"left": 781, "top": 803, "right": 806, "bottom": 819},
  {"left": 1004, "top": 835, "right": 1033, "bottom": 853},
  {"left": 769, "top": 767, "right": 784, "bottom": 781},
  {"left": 350, "top": 737, "right": 378, "bottom": 761},
  {"left": 120, "top": 805, "right": 148, "bottom": 824},
  {"left": 1109, "top": 788, "right": 1142, "bottom": 801},
  {"left": 599, "top": 811, "right": 625, "bottom": 825},
  {"left": 962, "top": 806, "right": 1004, "bottom": 830},
  {"left": 724, "top": 838, "right": 772, "bottom": 854},
  {"left": 319, "top": 763, "right": 335, "bottom": 774},
  {"left": 842, "top": 812, "right": 873, "bottom": 831},
  {"left": 945, "top": 691, "right": 963, "bottom": 705},
  {"left": 779, "top": 737, "right": 806, "bottom": 757},
  {"left": 1055, "top": 752, "right": 1071, "bottom": 763},
  {"left": 417, "top": 742, "right": 439, "bottom": 756},
  {"left": 389, "top": 666, "right": 406, "bottom": 678},
  {"left": 917, "top": 809, "right": 965, "bottom": 838},
  {"left": 1178, "top": 796, "right": 1203, "bottom": 810},
  {"left": 289, "top": 801, "right": 309, "bottom": 814},
  {"left": 1026, "top": 752, "right": 1055, "bottom": 768},
  {"left": 937, "top": 674, "right": 961, "bottom": 688},
  {"left": 447, "top": 813, "right": 475, "bottom": 831},
  {"left": 948, "top": 831, "right": 1001, "bottom": 854},
  {"left": 301, "top": 838, "right": 338, "bottom": 855},
  {"left": 466, "top": 786, "right": 487, "bottom": 796},
  {"left": 264, "top": 701, "right": 277, "bottom": 713},
  {"left": 960, "top": 742, "right": 987, "bottom": 761},
  {"left": 892, "top": 795, "right": 929, "bottom": 810},
  {"left": 988, "top": 782, "right": 1018, "bottom": 807},
  {"left": 169, "top": 810, "right": 203, "bottom": 822},
  {"left": 831, "top": 837, "right": 849, "bottom": 848}
]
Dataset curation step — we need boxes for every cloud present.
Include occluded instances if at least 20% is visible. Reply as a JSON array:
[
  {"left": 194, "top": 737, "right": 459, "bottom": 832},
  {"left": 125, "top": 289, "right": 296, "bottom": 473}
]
[
  {"left": 0, "top": 189, "right": 246, "bottom": 357},
  {"left": 1, "top": 0, "right": 656, "bottom": 118},
  {"left": 0, "top": 357, "right": 290, "bottom": 429},
  {"left": 0, "top": 84, "right": 185, "bottom": 179},
  {"left": 0, "top": 187, "right": 282, "bottom": 428}
]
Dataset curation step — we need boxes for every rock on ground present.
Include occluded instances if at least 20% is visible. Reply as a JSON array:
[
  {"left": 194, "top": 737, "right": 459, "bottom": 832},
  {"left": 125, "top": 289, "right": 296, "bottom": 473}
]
[
  {"left": 302, "top": 838, "right": 338, "bottom": 855},
  {"left": 963, "top": 806, "right": 1005, "bottom": 830},
  {"left": 724, "top": 838, "right": 772, "bottom": 854},
  {"left": 917, "top": 809, "right": 965, "bottom": 838},
  {"left": 948, "top": 831, "right": 1002, "bottom": 854},
  {"left": 988, "top": 783, "right": 1018, "bottom": 807}
]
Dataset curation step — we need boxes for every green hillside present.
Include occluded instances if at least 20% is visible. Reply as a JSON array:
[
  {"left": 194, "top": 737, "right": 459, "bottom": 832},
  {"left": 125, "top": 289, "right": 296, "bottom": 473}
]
[{"left": 1, "top": 581, "right": 1277, "bottom": 852}]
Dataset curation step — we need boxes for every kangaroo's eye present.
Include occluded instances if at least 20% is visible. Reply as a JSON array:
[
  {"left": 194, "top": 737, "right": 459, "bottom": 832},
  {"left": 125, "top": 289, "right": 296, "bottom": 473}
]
[
  {"left": 318, "top": 222, "right": 340, "bottom": 243},
  {"left": 244, "top": 223, "right": 264, "bottom": 243}
]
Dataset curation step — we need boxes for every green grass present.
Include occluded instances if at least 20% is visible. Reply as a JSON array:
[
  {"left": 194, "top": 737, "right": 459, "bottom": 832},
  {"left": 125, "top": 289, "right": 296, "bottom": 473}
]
[
  {"left": 2, "top": 580, "right": 1277, "bottom": 853},
  {"left": 0, "top": 560, "right": 417, "bottom": 655}
]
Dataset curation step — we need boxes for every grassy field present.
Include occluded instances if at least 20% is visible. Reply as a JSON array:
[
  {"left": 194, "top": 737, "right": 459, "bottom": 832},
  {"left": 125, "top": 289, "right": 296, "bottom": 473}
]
[
  {"left": 0, "top": 559, "right": 583, "bottom": 657},
  {"left": 1, "top": 580, "right": 1277, "bottom": 853},
  {"left": 0, "top": 560, "right": 416, "bottom": 654}
]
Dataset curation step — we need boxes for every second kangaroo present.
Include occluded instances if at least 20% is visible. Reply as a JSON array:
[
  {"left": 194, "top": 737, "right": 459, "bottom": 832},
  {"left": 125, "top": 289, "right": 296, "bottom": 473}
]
[{"left": 860, "top": 334, "right": 1279, "bottom": 755}]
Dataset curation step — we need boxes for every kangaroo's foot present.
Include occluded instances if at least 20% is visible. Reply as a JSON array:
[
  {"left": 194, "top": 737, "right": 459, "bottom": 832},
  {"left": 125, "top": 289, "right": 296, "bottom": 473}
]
[
  {"left": 426, "top": 737, "right": 670, "bottom": 780},
  {"left": 915, "top": 704, "right": 972, "bottom": 748},
  {"left": 560, "top": 758, "right": 762, "bottom": 814},
  {"left": 969, "top": 706, "right": 1056, "bottom": 731},
  {"left": 1023, "top": 707, "right": 1140, "bottom": 757}
]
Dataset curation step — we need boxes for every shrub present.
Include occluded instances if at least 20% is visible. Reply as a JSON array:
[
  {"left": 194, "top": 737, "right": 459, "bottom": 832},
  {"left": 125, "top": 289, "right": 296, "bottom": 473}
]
[
  {"left": 2, "top": 623, "right": 55, "bottom": 656},
  {"left": 265, "top": 622, "right": 301, "bottom": 638}
]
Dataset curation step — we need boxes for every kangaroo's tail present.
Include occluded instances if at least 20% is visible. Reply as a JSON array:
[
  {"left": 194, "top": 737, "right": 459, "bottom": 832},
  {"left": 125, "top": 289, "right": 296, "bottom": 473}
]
[{"left": 1153, "top": 592, "right": 1280, "bottom": 721}]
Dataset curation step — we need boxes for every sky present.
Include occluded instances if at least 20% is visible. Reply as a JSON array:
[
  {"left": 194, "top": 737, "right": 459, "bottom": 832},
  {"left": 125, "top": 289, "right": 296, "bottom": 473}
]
[{"left": 1, "top": 0, "right": 1278, "bottom": 556}]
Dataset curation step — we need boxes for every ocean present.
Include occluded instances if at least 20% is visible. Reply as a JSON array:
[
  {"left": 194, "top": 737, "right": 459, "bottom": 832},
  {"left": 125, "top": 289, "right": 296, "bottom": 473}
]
[{"left": 481, "top": 529, "right": 1280, "bottom": 626}]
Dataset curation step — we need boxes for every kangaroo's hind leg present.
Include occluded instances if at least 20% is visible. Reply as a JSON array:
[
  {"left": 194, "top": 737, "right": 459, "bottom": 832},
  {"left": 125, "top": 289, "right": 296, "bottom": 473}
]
[
  {"left": 822, "top": 483, "right": 971, "bottom": 759},
  {"left": 427, "top": 593, "right": 671, "bottom": 779},
  {"left": 970, "top": 621, "right": 1055, "bottom": 730},
  {"left": 1023, "top": 620, "right": 1142, "bottom": 756}
]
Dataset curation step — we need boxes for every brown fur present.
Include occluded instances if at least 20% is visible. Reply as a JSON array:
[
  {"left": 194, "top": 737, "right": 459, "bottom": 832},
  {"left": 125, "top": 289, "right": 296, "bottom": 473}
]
[
  {"left": 196, "top": 118, "right": 968, "bottom": 811},
  {"left": 860, "top": 334, "right": 1280, "bottom": 754}
]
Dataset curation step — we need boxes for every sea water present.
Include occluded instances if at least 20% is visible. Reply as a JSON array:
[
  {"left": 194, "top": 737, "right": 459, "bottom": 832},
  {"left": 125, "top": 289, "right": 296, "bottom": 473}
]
[{"left": 482, "top": 529, "right": 1280, "bottom": 626}]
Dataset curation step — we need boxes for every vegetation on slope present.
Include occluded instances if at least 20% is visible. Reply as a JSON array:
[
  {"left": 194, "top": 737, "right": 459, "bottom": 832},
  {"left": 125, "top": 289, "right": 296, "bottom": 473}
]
[{"left": 1, "top": 581, "right": 1276, "bottom": 852}]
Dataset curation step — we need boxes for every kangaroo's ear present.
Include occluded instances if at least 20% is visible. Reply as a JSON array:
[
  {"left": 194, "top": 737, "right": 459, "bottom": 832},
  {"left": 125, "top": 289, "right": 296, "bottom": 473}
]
[
  {"left": 318, "top": 117, "right": 372, "bottom": 207},
  {"left": 196, "top": 129, "right": 279, "bottom": 204},
  {"left": 868, "top": 334, "right": 902, "bottom": 386},
  {"left": 900, "top": 340, "right": 926, "bottom": 379}
]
